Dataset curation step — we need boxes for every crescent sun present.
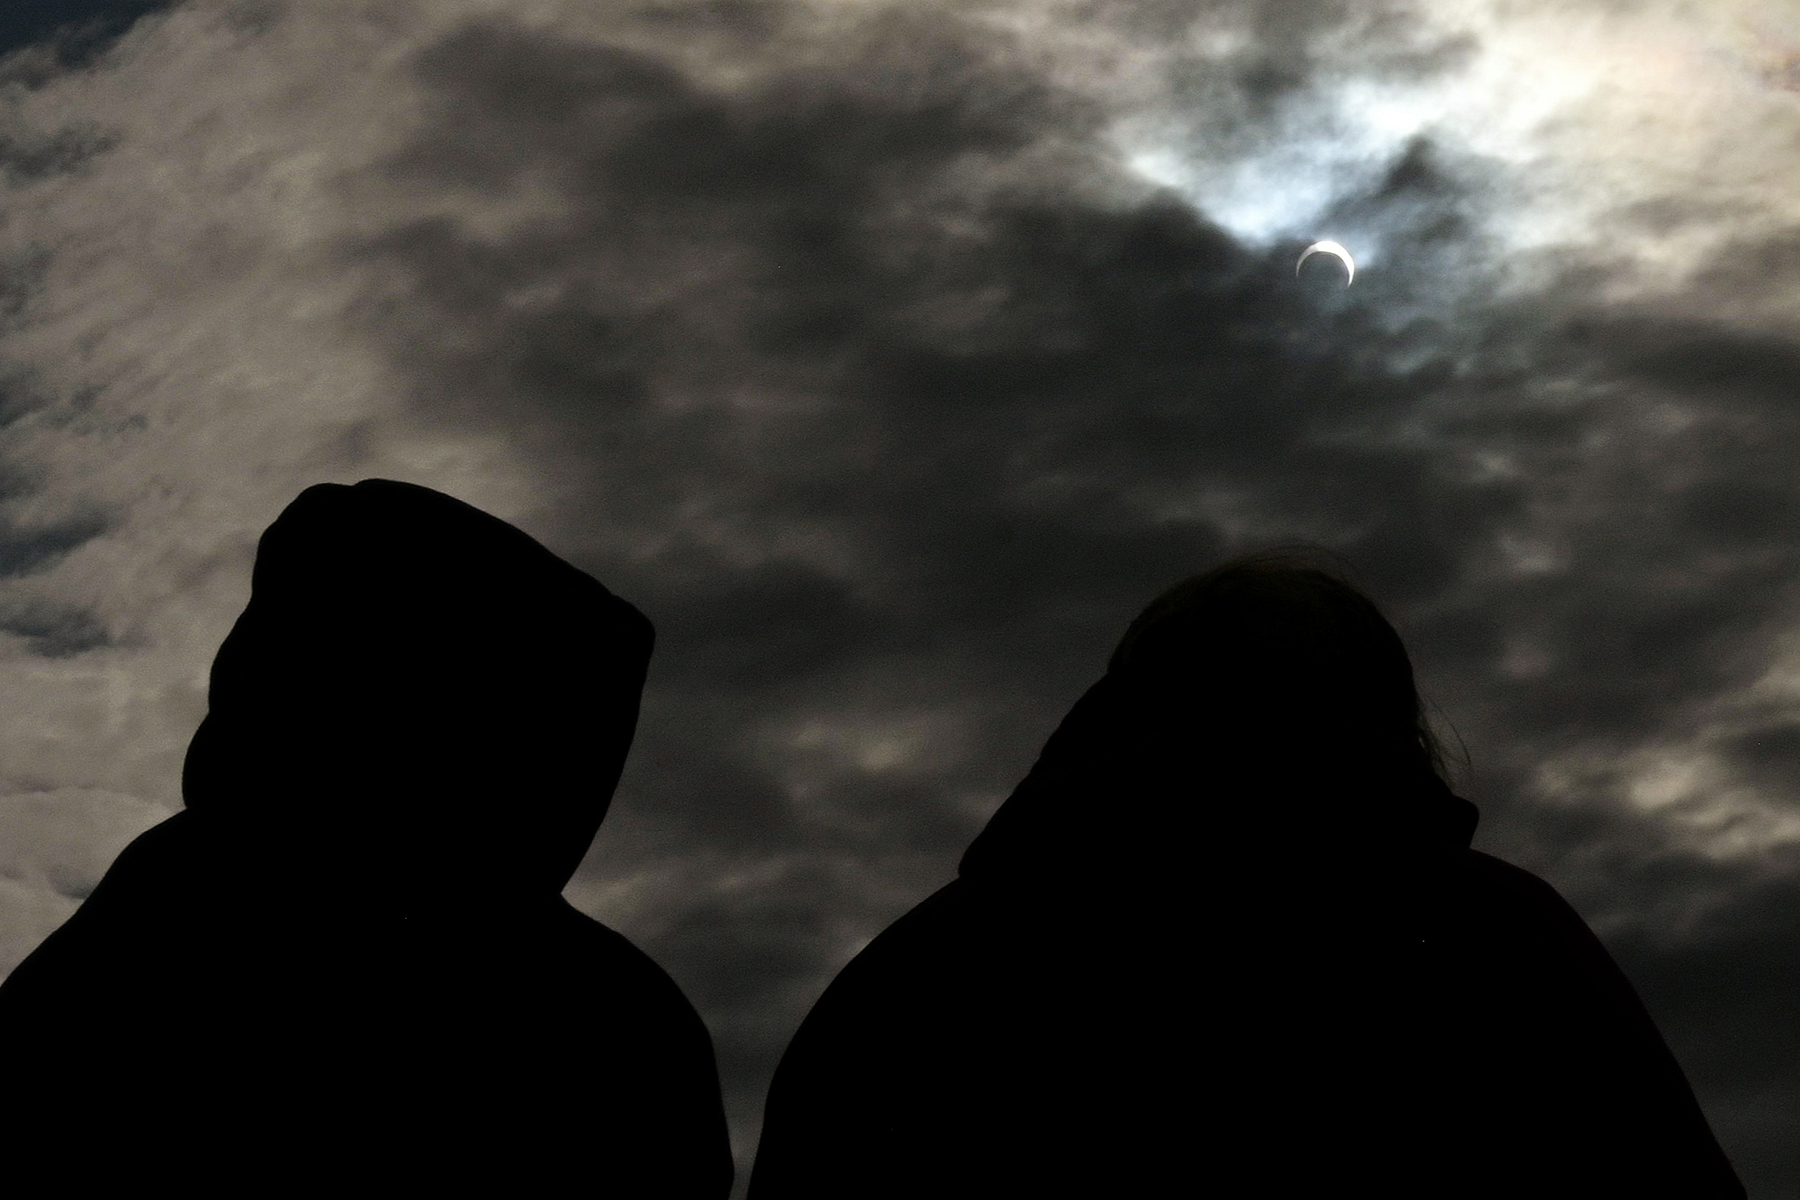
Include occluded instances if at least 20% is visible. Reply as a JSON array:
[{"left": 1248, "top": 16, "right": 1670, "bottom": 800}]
[{"left": 1296, "top": 239, "right": 1355, "bottom": 286}]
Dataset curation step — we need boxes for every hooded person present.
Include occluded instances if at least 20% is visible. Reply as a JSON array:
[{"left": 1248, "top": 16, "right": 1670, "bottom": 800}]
[
  {"left": 0, "top": 479, "right": 733, "bottom": 1196},
  {"left": 746, "top": 549, "right": 1745, "bottom": 1199}
]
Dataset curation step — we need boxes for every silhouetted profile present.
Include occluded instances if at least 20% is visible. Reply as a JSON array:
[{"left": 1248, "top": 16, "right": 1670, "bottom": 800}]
[
  {"left": 0, "top": 479, "right": 732, "bottom": 1195},
  {"left": 748, "top": 550, "right": 1744, "bottom": 1199}
]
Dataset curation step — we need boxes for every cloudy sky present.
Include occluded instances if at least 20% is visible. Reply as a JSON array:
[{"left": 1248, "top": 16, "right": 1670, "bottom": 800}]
[{"left": 1, "top": 0, "right": 1795, "bottom": 1192}]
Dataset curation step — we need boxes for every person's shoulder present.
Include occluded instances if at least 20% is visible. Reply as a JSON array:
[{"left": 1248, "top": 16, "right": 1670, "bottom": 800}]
[
  {"left": 799, "top": 875, "right": 1083, "bottom": 1043},
  {"left": 1462, "top": 847, "right": 1548, "bottom": 881},
  {"left": 84, "top": 808, "right": 195, "bottom": 893},
  {"left": 1454, "top": 848, "right": 1588, "bottom": 917},
  {"left": 547, "top": 899, "right": 664, "bottom": 967},
  {"left": 1445, "top": 849, "right": 1625, "bottom": 974},
  {"left": 543, "top": 899, "right": 708, "bottom": 1021},
  {"left": 824, "top": 879, "right": 989, "bottom": 985},
  {"left": 3, "top": 810, "right": 196, "bottom": 976}
]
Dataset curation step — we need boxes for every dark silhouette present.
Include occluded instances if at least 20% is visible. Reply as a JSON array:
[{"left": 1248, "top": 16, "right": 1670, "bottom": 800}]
[
  {"left": 0, "top": 479, "right": 733, "bottom": 1195},
  {"left": 748, "top": 550, "right": 1745, "bottom": 1199}
]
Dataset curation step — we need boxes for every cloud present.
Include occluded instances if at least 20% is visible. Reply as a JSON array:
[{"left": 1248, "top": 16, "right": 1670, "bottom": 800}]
[
  {"left": 0, "top": 1, "right": 179, "bottom": 76},
  {"left": 0, "top": 598, "right": 111, "bottom": 657},
  {"left": 0, "top": 0, "right": 1794, "bottom": 1192},
  {"left": 0, "top": 509, "right": 110, "bottom": 578}
]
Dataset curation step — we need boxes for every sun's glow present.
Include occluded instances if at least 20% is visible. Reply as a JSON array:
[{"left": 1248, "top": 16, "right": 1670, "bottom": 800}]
[{"left": 1297, "top": 240, "right": 1356, "bottom": 285}]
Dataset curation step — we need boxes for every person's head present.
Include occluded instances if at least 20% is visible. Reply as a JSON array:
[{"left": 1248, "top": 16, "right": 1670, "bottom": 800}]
[
  {"left": 181, "top": 479, "right": 654, "bottom": 901},
  {"left": 956, "top": 545, "right": 1473, "bottom": 884},
  {"left": 1106, "top": 545, "right": 1461, "bottom": 793}
]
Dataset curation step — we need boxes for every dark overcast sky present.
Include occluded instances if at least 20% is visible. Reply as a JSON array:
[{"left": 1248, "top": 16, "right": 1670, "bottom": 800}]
[{"left": 1, "top": 1, "right": 1797, "bottom": 1194}]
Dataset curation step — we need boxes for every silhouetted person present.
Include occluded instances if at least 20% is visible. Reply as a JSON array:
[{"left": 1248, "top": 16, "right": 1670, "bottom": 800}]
[
  {"left": 748, "top": 550, "right": 1744, "bottom": 1199},
  {"left": 0, "top": 479, "right": 732, "bottom": 1196}
]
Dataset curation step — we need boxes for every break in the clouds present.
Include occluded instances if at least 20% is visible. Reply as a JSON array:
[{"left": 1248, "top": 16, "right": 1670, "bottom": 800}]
[{"left": 0, "top": 0, "right": 1796, "bottom": 1193}]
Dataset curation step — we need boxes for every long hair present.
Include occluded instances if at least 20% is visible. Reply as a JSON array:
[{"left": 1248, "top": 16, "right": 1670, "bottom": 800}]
[{"left": 1106, "top": 544, "right": 1468, "bottom": 793}]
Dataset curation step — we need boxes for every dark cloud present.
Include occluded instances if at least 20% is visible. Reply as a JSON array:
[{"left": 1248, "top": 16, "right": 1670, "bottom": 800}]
[
  {"left": 1719, "top": 723, "right": 1800, "bottom": 802},
  {"left": 0, "top": 511, "right": 107, "bottom": 579},
  {"left": 1321, "top": 134, "right": 1499, "bottom": 261},
  {"left": 0, "top": 251, "right": 49, "bottom": 337},
  {"left": 1599, "top": 847, "right": 1800, "bottom": 1196},
  {"left": 1626, "top": 325, "right": 1800, "bottom": 407},
  {"left": 631, "top": 556, "right": 873, "bottom": 692},
  {"left": 0, "top": 125, "right": 119, "bottom": 186},
  {"left": 1144, "top": 1, "right": 1479, "bottom": 164},
  {"left": 1537, "top": 563, "right": 1789, "bottom": 734},
  {"left": 1691, "top": 225, "right": 1800, "bottom": 301},
  {"left": 349, "top": 16, "right": 1522, "bottom": 660},
  {"left": 0, "top": 600, "right": 110, "bottom": 657},
  {"left": 629, "top": 0, "right": 788, "bottom": 43}
]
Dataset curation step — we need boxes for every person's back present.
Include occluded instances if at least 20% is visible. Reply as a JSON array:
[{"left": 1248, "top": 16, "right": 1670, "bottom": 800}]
[
  {"left": 748, "top": 551, "right": 1744, "bottom": 1198},
  {"left": 0, "top": 479, "right": 733, "bottom": 1196}
]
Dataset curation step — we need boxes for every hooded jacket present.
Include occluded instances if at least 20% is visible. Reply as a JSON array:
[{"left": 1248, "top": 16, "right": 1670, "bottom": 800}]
[
  {"left": 0, "top": 480, "right": 732, "bottom": 1196},
  {"left": 748, "top": 670, "right": 1745, "bottom": 1198}
]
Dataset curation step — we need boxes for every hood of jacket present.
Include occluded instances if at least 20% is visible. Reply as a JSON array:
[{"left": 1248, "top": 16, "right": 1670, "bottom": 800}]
[
  {"left": 958, "top": 670, "right": 1479, "bottom": 893},
  {"left": 180, "top": 479, "right": 653, "bottom": 901}
]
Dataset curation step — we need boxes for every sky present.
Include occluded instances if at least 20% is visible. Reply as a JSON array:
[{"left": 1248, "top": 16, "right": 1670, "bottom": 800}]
[{"left": 0, "top": 0, "right": 1795, "bottom": 1192}]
